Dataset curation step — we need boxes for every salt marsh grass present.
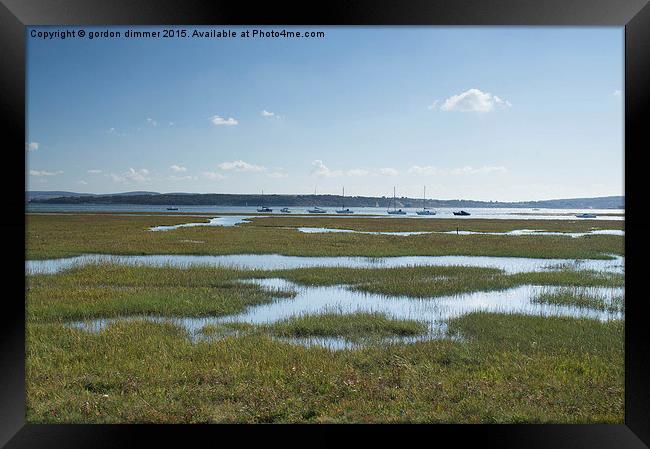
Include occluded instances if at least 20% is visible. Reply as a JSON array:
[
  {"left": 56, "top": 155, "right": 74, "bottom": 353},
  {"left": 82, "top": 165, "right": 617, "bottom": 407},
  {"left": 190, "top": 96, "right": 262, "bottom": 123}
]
[
  {"left": 262, "top": 312, "right": 428, "bottom": 339},
  {"left": 24, "top": 213, "right": 625, "bottom": 423},
  {"left": 532, "top": 287, "right": 624, "bottom": 313},
  {"left": 26, "top": 314, "right": 623, "bottom": 423},
  {"left": 27, "top": 214, "right": 623, "bottom": 260}
]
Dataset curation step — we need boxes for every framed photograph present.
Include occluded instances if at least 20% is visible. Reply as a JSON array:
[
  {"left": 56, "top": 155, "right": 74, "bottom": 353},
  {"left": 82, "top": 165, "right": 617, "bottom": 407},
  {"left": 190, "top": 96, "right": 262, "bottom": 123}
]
[{"left": 3, "top": 0, "right": 649, "bottom": 446}]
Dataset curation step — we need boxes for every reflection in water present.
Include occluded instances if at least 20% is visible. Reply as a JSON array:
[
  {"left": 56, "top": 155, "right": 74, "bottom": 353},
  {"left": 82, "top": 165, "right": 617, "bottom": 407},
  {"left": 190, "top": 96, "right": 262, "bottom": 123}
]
[
  {"left": 26, "top": 253, "right": 624, "bottom": 275},
  {"left": 296, "top": 227, "right": 624, "bottom": 238},
  {"left": 296, "top": 227, "right": 431, "bottom": 236},
  {"left": 69, "top": 279, "right": 623, "bottom": 350},
  {"left": 150, "top": 215, "right": 252, "bottom": 231}
]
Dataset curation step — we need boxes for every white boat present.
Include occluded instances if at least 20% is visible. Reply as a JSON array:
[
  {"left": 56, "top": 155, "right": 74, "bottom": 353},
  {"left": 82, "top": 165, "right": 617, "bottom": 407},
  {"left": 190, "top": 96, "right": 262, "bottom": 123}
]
[
  {"left": 336, "top": 187, "right": 354, "bottom": 214},
  {"left": 416, "top": 186, "right": 436, "bottom": 216},
  {"left": 308, "top": 206, "right": 327, "bottom": 214},
  {"left": 256, "top": 190, "right": 272, "bottom": 212},
  {"left": 576, "top": 213, "right": 597, "bottom": 218},
  {"left": 309, "top": 187, "right": 327, "bottom": 213},
  {"left": 387, "top": 187, "right": 406, "bottom": 215},
  {"left": 280, "top": 207, "right": 291, "bottom": 213}
]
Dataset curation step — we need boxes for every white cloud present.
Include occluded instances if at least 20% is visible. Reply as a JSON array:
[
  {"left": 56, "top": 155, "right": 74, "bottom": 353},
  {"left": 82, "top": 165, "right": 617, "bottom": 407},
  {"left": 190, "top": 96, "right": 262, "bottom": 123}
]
[
  {"left": 409, "top": 165, "right": 507, "bottom": 176},
  {"left": 210, "top": 115, "right": 238, "bottom": 126},
  {"left": 450, "top": 165, "right": 507, "bottom": 175},
  {"left": 440, "top": 88, "right": 511, "bottom": 113},
  {"left": 146, "top": 118, "right": 158, "bottom": 127},
  {"left": 347, "top": 169, "right": 370, "bottom": 177},
  {"left": 170, "top": 164, "right": 187, "bottom": 173},
  {"left": 110, "top": 168, "right": 150, "bottom": 183},
  {"left": 29, "top": 169, "right": 63, "bottom": 177},
  {"left": 378, "top": 168, "right": 399, "bottom": 176},
  {"left": 261, "top": 110, "right": 275, "bottom": 117},
  {"left": 408, "top": 165, "right": 443, "bottom": 175},
  {"left": 87, "top": 169, "right": 102, "bottom": 174},
  {"left": 310, "top": 160, "right": 343, "bottom": 178},
  {"left": 25, "top": 142, "right": 39, "bottom": 151},
  {"left": 217, "top": 160, "right": 265, "bottom": 172},
  {"left": 310, "top": 163, "right": 401, "bottom": 178},
  {"left": 427, "top": 100, "right": 439, "bottom": 110},
  {"left": 613, "top": 89, "right": 622, "bottom": 97},
  {"left": 202, "top": 171, "right": 226, "bottom": 180}
]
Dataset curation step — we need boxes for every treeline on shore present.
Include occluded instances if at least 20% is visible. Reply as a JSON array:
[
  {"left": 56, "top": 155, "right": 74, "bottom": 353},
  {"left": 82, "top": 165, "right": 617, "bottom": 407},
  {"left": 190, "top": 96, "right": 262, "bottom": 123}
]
[{"left": 28, "top": 193, "right": 624, "bottom": 209}]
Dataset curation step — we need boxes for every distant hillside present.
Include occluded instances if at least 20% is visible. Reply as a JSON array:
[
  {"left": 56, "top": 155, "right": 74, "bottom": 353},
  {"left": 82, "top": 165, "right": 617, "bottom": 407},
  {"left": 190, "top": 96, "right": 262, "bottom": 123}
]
[
  {"left": 28, "top": 193, "right": 625, "bottom": 209},
  {"left": 26, "top": 191, "right": 94, "bottom": 201},
  {"left": 27, "top": 190, "right": 160, "bottom": 201}
]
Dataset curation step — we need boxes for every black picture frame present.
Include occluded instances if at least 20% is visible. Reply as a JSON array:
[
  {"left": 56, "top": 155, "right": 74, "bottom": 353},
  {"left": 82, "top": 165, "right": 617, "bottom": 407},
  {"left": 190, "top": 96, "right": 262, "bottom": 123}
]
[{"left": 3, "top": 0, "right": 649, "bottom": 447}]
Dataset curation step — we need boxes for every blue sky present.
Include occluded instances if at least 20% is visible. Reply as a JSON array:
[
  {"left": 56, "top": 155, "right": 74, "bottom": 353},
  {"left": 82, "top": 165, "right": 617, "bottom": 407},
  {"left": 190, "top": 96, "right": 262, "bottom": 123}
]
[{"left": 26, "top": 26, "right": 623, "bottom": 201}]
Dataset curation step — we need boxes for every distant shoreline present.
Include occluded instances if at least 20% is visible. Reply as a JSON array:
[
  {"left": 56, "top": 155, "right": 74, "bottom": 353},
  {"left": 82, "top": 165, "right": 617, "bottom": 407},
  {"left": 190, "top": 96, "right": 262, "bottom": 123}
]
[{"left": 27, "top": 192, "right": 625, "bottom": 210}]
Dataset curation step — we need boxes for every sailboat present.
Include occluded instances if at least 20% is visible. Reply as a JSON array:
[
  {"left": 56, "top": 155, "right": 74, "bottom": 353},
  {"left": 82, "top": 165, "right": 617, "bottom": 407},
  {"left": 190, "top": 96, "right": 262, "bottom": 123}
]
[
  {"left": 256, "top": 190, "right": 272, "bottom": 212},
  {"left": 308, "top": 186, "right": 327, "bottom": 213},
  {"left": 336, "top": 187, "right": 354, "bottom": 214},
  {"left": 387, "top": 187, "right": 406, "bottom": 215},
  {"left": 416, "top": 186, "right": 436, "bottom": 216}
]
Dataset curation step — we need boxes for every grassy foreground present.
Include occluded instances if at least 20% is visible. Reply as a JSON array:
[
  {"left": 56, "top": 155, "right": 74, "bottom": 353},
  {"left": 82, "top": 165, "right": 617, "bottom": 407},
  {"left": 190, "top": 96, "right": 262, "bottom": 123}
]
[
  {"left": 27, "top": 213, "right": 624, "bottom": 260},
  {"left": 26, "top": 313, "right": 623, "bottom": 423}
]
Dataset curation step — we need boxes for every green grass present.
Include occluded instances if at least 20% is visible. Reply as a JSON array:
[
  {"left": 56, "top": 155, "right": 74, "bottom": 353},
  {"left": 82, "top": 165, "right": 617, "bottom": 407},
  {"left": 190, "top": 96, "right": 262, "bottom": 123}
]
[
  {"left": 532, "top": 287, "right": 624, "bottom": 313},
  {"left": 27, "top": 213, "right": 624, "bottom": 260},
  {"left": 261, "top": 266, "right": 624, "bottom": 298},
  {"left": 26, "top": 313, "right": 623, "bottom": 423},
  {"left": 253, "top": 216, "right": 623, "bottom": 233},
  {"left": 447, "top": 311, "right": 623, "bottom": 356},
  {"left": 24, "top": 214, "right": 625, "bottom": 423},
  {"left": 26, "top": 264, "right": 295, "bottom": 322},
  {"left": 260, "top": 312, "right": 428, "bottom": 340},
  {"left": 26, "top": 264, "right": 623, "bottom": 322}
]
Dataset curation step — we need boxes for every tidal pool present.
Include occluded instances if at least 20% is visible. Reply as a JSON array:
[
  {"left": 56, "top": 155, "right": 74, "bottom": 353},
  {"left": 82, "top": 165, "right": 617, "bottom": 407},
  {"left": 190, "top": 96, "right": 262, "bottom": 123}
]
[
  {"left": 150, "top": 215, "right": 253, "bottom": 231},
  {"left": 296, "top": 227, "right": 432, "bottom": 236},
  {"left": 26, "top": 253, "right": 624, "bottom": 275},
  {"left": 69, "top": 279, "right": 624, "bottom": 350},
  {"left": 296, "top": 227, "right": 624, "bottom": 238}
]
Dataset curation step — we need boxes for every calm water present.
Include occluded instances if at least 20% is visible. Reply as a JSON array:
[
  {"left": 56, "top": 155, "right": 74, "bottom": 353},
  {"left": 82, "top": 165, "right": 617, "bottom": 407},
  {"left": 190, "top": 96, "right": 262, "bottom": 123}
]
[
  {"left": 150, "top": 216, "right": 252, "bottom": 231},
  {"left": 69, "top": 280, "right": 624, "bottom": 350},
  {"left": 27, "top": 203, "right": 624, "bottom": 221},
  {"left": 26, "top": 253, "right": 624, "bottom": 275},
  {"left": 296, "top": 227, "right": 625, "bottom": 238},
  {"left": 296, "top": 227, "right": 431, "bottom": 236}
]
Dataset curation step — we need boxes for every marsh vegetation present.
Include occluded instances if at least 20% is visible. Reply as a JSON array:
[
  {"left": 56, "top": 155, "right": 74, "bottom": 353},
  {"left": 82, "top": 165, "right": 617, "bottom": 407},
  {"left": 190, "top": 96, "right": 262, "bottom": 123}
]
[
  {"left": 25, "top": 212, "right": 625, "bottom": 423},
  {"left": 27, "top": 214, "right": 623, "bottom": 260}
]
